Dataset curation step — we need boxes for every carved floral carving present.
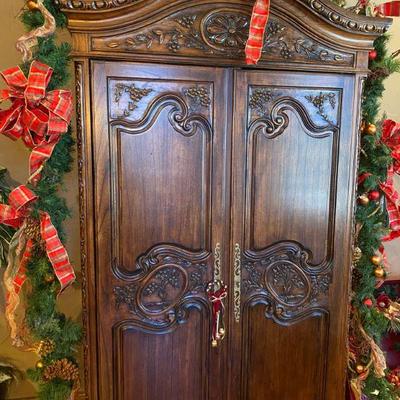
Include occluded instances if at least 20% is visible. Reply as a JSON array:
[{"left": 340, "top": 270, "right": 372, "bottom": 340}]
[
  {"left": 203, "top": 12, "right": 249, "bottom": 51},
  {"left": 305, "top": 92, "right": 337, "bottom": 124},
  {"left": 242, "top": 242, "right": 332, "bottom": 324},
  {"left": 113, "top": 245, "right": 210, "bottom": 327},
  {"left": 93, "top": 10, "right": 353, "bottom": 66}
]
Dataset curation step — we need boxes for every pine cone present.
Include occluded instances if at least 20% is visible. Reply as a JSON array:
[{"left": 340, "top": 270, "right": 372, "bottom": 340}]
[
  {"left": 352, "top": 268, "right": 362, "bottom": 291},
  {"left": 24, "top": 217, "right": 41, "bottom": 242},
  {"left": 24, "top": 217, "right": 46, "bottom": 251},
  {"left": 43, "top": 358, "right": 80, "bottom": 388},
  {"left": 368, "top": 67, "right": 390, "bottom": 80}
]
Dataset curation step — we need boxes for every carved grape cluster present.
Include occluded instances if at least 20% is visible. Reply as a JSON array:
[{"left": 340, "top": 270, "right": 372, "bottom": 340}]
[
  {"left": 249, "top": 88, "right": 274, "bottom": 116},
  {"left": 184, "top": 86, "right": 211, "bottom": 109},
  {"left": 176, "top": 15, "right": 196, "bottom": 29}
]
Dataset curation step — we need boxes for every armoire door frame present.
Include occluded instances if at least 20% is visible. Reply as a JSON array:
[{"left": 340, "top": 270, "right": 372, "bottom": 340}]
[
  {"left": 228, "top": 69, "right": 362, "bottom": 400},
  {"left": 90, "top": 60, "right": 235, "bottom": 400}
]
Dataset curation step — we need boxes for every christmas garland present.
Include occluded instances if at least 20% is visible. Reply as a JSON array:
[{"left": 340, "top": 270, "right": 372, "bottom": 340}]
[
  {"left": 0, "top": 1, "right": 81, "bottom": 399},
  {"left": 348, "top": 33, "right": 400, "bottom": 400}
]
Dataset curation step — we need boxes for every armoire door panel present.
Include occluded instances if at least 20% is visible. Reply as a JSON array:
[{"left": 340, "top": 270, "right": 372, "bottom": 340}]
[
  {"left": 248, "top": 105, "right": 337, "bottom": 263},
  {"left": 114, "top": 310, "right": 206, "bottom": 400},
  {"left": 230, "top": 70, "right": 358, "bottom": 400},
  {"left": 243, "top": 306, "right": 328, "bottom": 400},
  {"left": 92, "top": 61, "right": 231, "bottom": 399}
]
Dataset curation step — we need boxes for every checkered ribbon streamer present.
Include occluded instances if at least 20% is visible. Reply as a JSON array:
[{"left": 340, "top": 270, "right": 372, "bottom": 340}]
[
  {"left": 0, "top": 185, "right": 75, "bottom": 345},
  {"left": 245, "top": 0, "right": 270, "bottom": 65},
  {"left": 0, "top": 61, "right": 72, "bottom": 184}
]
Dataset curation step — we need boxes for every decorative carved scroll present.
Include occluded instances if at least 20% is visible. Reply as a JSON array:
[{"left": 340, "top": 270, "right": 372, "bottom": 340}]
[
  {"left": 248, "top": 86, "right": 340, "bottom": 131},
  {"left": 91, "top": 9, "right": 354, "bottom": 66},
  {"left": 242, "top": 242, "right": 332, "bottom": 324},
  {"left": 113, "top": 245, "right": 210, "bottom": 328}
]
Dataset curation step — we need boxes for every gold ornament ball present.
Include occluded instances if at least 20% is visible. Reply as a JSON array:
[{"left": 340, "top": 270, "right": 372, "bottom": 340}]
[
  {"left": 219, "top": 328, "right": 225, "bottom": 336},
  {"left": 371, "top": 255, "right": 382, "bottom": 266},
  {"left": 356, "top": 365, "right": 365, "bottom": 374},
  {"left": 211, "top": 340, "right": 218, "bottom": 348},
  {"left": 27, "top": 0, "right": 40, "bottom": 11},
  {"left": 36, "top": 361, "right": 44, "bottom": 369},
  {"left": 365, "top": 123, "right": 377, "bottom": 135},
  {"left": 358, "top": 194, "right": 370, "bottom": 206},
  {"left": 374, "top": 266, "right": 385, "bottom": 279}
]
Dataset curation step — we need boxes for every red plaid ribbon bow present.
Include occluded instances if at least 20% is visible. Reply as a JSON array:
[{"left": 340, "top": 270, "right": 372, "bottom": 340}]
[
  {"left": 0, "top": 61, "right": 72, "bottom": 184},
  {"left": 245, "top": 0, "right": 270, "bottom": 65},
  {"left": 0, "top": 185, "right": 75, "bottom": 345}
]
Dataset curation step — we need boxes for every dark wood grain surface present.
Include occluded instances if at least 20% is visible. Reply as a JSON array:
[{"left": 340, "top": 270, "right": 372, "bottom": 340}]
[{"left": 66, "top": 1, "right": 390, "bottom": 398}]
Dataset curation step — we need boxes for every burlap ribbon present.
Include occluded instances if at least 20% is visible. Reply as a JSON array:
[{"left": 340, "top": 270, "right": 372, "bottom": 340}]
[
  {"left": 0, "top": 185, "right": 75, "bottom": 346},
  {"left": 16, "top": 0, "right": 56, "bottom": 63}
]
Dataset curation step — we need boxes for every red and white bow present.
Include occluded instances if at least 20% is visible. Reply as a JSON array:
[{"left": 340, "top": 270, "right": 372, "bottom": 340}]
[
  {"left": 0, "top": 185, "right": 75, "bottom": 345},
  {"left": 0, "top": 61, "right": 72, "bottom": 184}
]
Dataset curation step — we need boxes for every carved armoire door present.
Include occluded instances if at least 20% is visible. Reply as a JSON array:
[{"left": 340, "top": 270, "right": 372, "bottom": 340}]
[
  {"left": 91, "top": 61, "right": 231, "bottom": 400},
  {"left": 229, "top": 70, "right": 358, "bottom": 400}
]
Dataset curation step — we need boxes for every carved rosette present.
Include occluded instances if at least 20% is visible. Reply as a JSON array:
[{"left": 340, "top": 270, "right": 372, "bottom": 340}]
[
  {"left": 242, "top": 242, "right": 332, "bottom": 324},
  {"left": 92, "top": 8, "right": 354, "bottom": 66},
  {"left": 113, "top": 245, "right": 210, "bottom": 328}
]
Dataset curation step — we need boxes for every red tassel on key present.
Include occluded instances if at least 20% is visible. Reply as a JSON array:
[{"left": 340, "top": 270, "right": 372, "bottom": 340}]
[{"left": 207, "top": 280, "right": 228, "bottom": 347}]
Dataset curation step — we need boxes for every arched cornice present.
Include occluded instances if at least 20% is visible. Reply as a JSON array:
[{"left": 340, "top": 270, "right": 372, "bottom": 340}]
[{"left": 56, "top": 0, "right": 391, "bottom": 36}]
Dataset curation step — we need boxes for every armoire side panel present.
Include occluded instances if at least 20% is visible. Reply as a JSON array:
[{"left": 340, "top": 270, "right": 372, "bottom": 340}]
[
  {"left": 230, "top": 70, "right": 358, "bottom": 400},
  {"left": 92, "top": 62, "right": 231, "bottom": 399}
]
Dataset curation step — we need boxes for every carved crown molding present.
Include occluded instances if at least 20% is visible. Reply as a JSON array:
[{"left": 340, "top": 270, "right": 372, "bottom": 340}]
[
  {"left": 54, "top": 0, "right": 142, "bottom": 10},
  {"left": 299, "top": 0, "right": 391, "bottom": 34},
  {"left": 57, "top": 0, "right": 391, "bottom": 37}
]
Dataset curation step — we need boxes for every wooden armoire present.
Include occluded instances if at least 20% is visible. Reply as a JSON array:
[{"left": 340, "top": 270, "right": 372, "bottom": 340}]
[{"left": 58, "top": 0, "right": 391, "bottom": 399}]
